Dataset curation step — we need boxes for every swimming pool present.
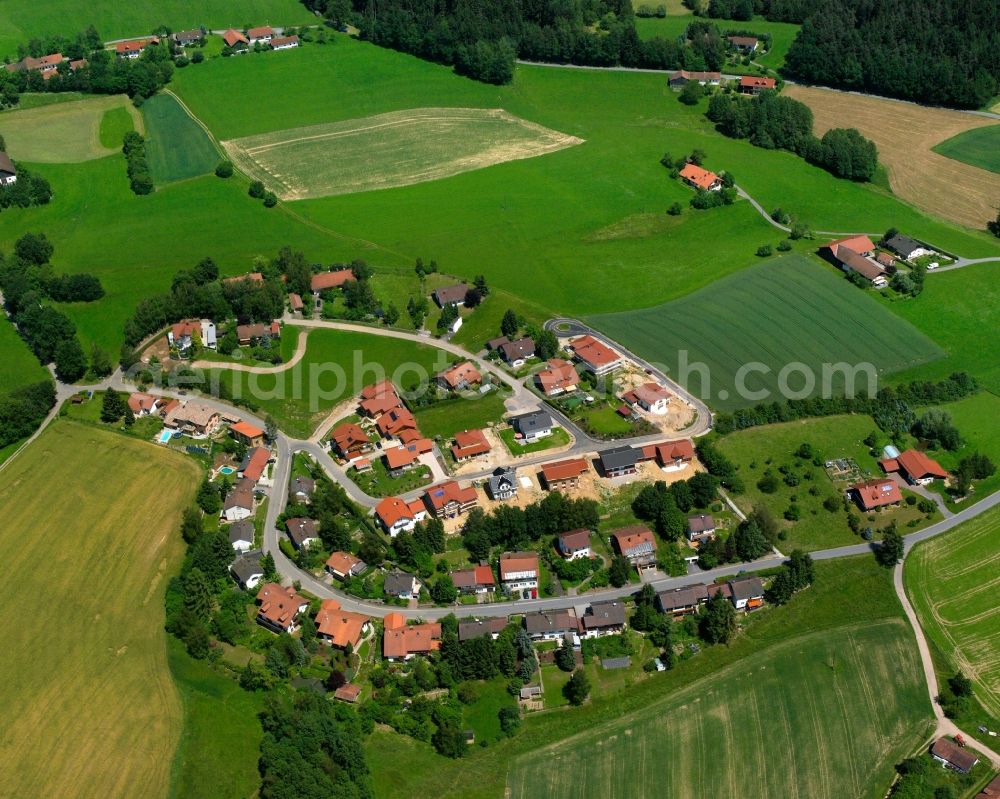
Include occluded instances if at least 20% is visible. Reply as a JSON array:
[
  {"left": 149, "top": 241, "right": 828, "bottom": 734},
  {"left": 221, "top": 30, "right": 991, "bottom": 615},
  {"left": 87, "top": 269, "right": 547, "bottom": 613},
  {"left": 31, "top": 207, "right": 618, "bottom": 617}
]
[
  {"left": 158, "top": 430, "right": 173, "bottom": 444},
  {"left": 219, "top": 466, "right": 235, "bottom": 475}
]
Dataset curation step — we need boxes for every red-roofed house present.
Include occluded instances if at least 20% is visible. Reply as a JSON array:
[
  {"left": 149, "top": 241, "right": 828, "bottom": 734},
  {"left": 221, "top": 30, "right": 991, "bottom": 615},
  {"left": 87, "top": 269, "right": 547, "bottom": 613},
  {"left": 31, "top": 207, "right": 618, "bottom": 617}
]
[
  {"left": 271, "top": 34, "right": 300, "bottom": 50},
  {"left": 622, "top": 382, "right": 672, "bottom": 414},
  {"left": 451, "top": 429, "right": 491, "bottom": 461},
  {"left": 612, "top": 526, "right": 657, "bottom": 567},
  {"left": 824, "top": 235, "right": 876, "bottom": 260},
  {"left": 231, "top": 420, "right": 265, "bottom": 447},
  {"left": 540, "top": 458, "right": 589, "bottom": 490},
  {"left": 451, "top": 565, "right": 496, "bottom": 595},
  {"left": 288, "top": 292, "right": 304, "bottom": 313},
  {"left": 331, "top": 422, "right": 370, "bottom": 458},
  {"left": 739, "top": 75, "right": 777, "bottom": 94},
  {"left": 311, "top": 268, "right": 355, "bottom": 293},
  {"left": 315, "top": 599, "right": 371, "bottom": 650},
  {"left": 535, "top": 358, "right": 579, "bottom": 396},
  {"left": 128, "top": 392, "right": 160, "bottom": 417},
  {"left": 384, "top": 445, "right": 420, "bottom": 474},
  {"left": 376, "top": 406, "right": 418, "bottom": 438},
  {"left": 437, "top": 361, "right": 482, "bottom": 391},
  {"left": 325, "top": 551, "right": 367, "bottom": 580},
  {"left": 656, "top": 439, "right": 695, "bottom": 470},
  {"left": 6, "top": 53, "right": 65, "bottom": 77},
  {"left": 558, "top": 529, "right": 592, "bottom": 560},
  {"left": 423, "top": 481, "right": 478, "bottom": 518},
  {"left": 236, "top": 320, "right": 280, "bottom": 345},
  {"left": 568, "top": 335, "right": 622, "bottom": 376},
  {"left": 881, "top": 449, "right": 948, "bottom": 486},
  {"left": 246, "top": 26, "right": 275, "bottom": 44},
  {"left": 679, "top": 163, "right": 722, "bottom": 192},
  {"left": 669, "top": 70, "right": 722, "bottom": 88},
  {"left": 255, "top": 583, "right": 308, "bottom": 633},
  {"left": 852, "top": 478, "right": 903, "bottom": 511},
  {"left": 374, "top": 496, "right": 427, "bottom": 537},
  {"left": 116, "top": 37, "right": 159, "bottom": 59},
  {"left": 223, "top": 29, "right": 249, "bottom": 49},
  {"left": 383, "top": 614, "right": 442, "bottom": 661},
  {"left": 240, "top": 447, "right": 271, "bottom": 483},
  {"left": 499, "top": 552, "right": 539, "bottom": 596}
]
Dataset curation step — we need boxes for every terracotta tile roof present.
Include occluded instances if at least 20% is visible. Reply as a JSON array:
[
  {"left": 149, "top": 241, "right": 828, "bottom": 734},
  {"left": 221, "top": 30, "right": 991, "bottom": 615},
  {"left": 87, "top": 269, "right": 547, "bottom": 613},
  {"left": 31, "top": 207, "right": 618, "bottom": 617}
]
[
  {"left": 451, "top": 565, "right": 496, "bottom": 589},
  {"left": 384, "top": 446, "right": 420, "bottom": 470},
  {"left": 424, "top": 481, "right": 477, "bottom": 513},
  {"left": 656, "top": 439, "right": 695, "bottom": 463},
  {"left": 223, "top": 271, "right": 263, "bottom": 284},
  {"left": 451, "top": 429, "right": 490, "bottom": 460},
  {"left": 271, "top": 35, "right": 299, "bottom": 47},
  {"left": 499, "top": 551, "right": 539, "bottom": 580},
  {"left": 360, "top": 394, "right": 403, "bottom": 417},
  {"left": 315, "top": 599, "right": 370, "bottom": 649},
  {"left": 536, "top": 359, "right": 578, "bottom": 393},
  {"left": 334, "top": 683, "right": 362, "bottom": 702},
  {"left": 558, "top": 529, "right": 591, "bottom": 551},
  {"left": 825, "top": 235, "right": 875, "bottom": 258},
  {"left": 630, "top": 382, "right": 672, "bottom": 405},
  {"left": 613, "top": 525, "right": 657, "bottom": 557},
  {"left": 247, "top": 26, "right": 275, "bottom": 38},
  {"left": 311, "top": 269, "right": 355, "bottom": 291},
  {"left": 679, "top": 163, "right": 721, "bottom": 191},
  {"left": 331, "top": 422, "right": 368, "bottom": 453},
  {"left": 541, "top": 458, "right": 589, "bottom": 482},
  {"left": 739, "top": 75, "right": 776, "bottom": 90},
  {"left": 569, "top": 335, "right": 620, "bottom": 368},
  {"left": 361, "top": 380, "right": 397, "bottom": 401},
  {"left": 383, "top": 620, "right": 442, "bottom": 659},
  {"left": 223, "top": 29, "right": 249, "bottom": 46},
  {"left": 116, "top": 38, "right": 158, "bottom": 54},
  {"left": 326, "top": 551, "right": 364, "bottom": 575},
  {"left": 376, "top": 406, "right": 418, "bottom": 437},
  {"left": 852, "top": 478, "right": 903, "bottom": 509},
  {"left": 897, "top": 449, "right": 948, "bottom": 480},
  {"left": 231, "top": 420, "right": 265, "bottom": 439},
  {"left": 256, "top": 583, "right": 306, "bottom": 629},
  {"left": 242, "top": 447, "right": 270, "bottom": 482},
  {"left": 171, "top": 319, "right": 201, "bottom": 339},
  {"left": 289, "top": 292, "right": 304, "bottom": 310},
  {"left": 437, "top": 361, "right": 482, "bottom": 389},
  {"left": 127, "top": 392, "right": 158, "bottom": 414},
  {"left": 375, "top": 496, "right": 416, "bottom": 529}
]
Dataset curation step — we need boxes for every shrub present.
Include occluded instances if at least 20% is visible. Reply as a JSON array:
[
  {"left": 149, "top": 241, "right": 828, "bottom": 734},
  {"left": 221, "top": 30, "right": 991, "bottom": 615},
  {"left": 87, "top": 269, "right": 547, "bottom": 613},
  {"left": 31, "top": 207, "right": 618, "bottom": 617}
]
[
  {"left": 667, "top": 202, "right": 683, "bottom": 216},
  {"left": 248, "top": 180, "right": 266, "bottom": 199},
  {"left": 777, "top": 240, "right": 792, "bottom": 251},
  {"left": 755, "top": 244, "right": 773, "bottom": 257},
  {"left": 215, "top": 161, "right": 234, "bottom": 178},
  {"left": 263, "top": 191, "right": 278, "bottom": 207}
]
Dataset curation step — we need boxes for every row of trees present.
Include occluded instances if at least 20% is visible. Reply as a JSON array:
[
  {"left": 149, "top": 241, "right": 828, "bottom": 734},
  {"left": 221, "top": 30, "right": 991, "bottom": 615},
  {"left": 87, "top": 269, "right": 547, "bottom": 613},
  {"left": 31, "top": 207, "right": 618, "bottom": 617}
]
[
  {"left": 631, "top": 473, "right": 719, "bottom": 539},
  {"left": 702, "top": 0, "right": 820, "bottom": 22},
  {"left": 122, "top": 131, "right": 153, "bottom": 195},
  {"left": 0, "top": 381, "right": 55, "bottom": 449},
  {"left": 707, "top": 90, "right": 878, "bottom": 181}
]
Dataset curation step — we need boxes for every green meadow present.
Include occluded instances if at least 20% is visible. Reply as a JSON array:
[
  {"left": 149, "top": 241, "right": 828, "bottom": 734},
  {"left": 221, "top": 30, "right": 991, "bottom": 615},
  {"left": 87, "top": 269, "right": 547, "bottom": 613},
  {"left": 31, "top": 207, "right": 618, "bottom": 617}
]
[
  {"left": 142, "top": 93, "right": 220, "bottom": 184},
  {"left": 0, "top": 316, "right": 49, "bottom": 395},
  {"left": 99, "top": 105, "right": 136, "bottom": 149},
  {"left": 932, "top": 125, "right": 1000, "bottom": 174}
]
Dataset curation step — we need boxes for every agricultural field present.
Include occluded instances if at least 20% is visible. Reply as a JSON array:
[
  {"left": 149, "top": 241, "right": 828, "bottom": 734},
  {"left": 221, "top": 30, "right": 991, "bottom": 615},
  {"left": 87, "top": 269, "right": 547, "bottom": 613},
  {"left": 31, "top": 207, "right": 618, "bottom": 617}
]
[
  {"left": 0, "top": 94, "right": 142, "bottom": 162},
  {"left": 905, "top": 504, "right": 1000, "bottom": 718},
  {"left": 142, "top": 93, "right": 220, "bottom": 184},
  {"left": 0, "top": 0, "right": 313, "bottom": 57},
  {"left": 932, "top": 125, "right": 1000, "bottom": 175},
  {"left": 0, "top": 421, "right": 198, "bottom": 799},
  {"left": 508, "top": 622, "right": 926, "bottom": 799},
  {"left": 587, "top": 256, "right": 945, "bottom": 411},
  {"left": 0, "top": 316, "right": 49, "bottom": 395},
  {"left": 223, "top": 107, "right": 581, "bottom": 200},
  {"left": 786, "top": 85, "right": 1000, "bottom": 231},
  {"left": 99, "top": 105, "right": 136, "bottom": 149}
]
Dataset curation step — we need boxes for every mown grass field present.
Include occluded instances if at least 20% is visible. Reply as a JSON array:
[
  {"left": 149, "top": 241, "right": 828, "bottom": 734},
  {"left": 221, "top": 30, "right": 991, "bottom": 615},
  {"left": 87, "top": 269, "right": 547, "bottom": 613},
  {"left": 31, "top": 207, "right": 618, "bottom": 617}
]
[
  {"left": 508, "top": 622, "right": 925, "bottom": 799},
  {"left": 906, "top": 504, "right": 1000, "bottom": 718},
  {"left": 224, "top": 107, "right": 581, "bottom": 200},
  {"left": 366, "top": 556, "right": 932, "bottom": 799},
  {"left": 0, "top": 94, "right": 142, "bottom": 162},
  {"left": 413, "top": 392, "right": 509, "bottom": 440},
  {"left": 0, "top": 0, "right": 313, "bottom": 57},
  {"left": 99, "top": 105, "right": 136, "bottom": 149},
  {"left": 932, "top": 125, "right": 1000, "bottom": 175},
  {"left": 142, "top": 93, "right": 220, "bottom": 184},
  {"left": 0, "top": 421, "right": 198, "bottom": 799},
  {"left": 588, "top": 256, "right": 945, "bottom": 410},
  {"left": 0, "top": 315, "right": 48, "bottom": 395}
]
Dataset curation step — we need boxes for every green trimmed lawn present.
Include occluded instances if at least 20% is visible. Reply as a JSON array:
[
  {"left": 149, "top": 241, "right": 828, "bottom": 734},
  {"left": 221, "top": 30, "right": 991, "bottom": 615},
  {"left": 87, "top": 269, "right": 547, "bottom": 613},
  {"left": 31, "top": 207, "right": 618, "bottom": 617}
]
[
  {"left": 99, "top": 105, "right": 135, "bottom": 149},
  {"left": 462, "top": 677, "right": 519, "bottom": 742},
  {"left": 351, "top": 457, "right": 432, "bottom": 498},
  {"left": 499, "top": 426, "right": 570, "bottom": 455},
  {"left": 142, "top": 93, "right": 220, "bottom": 184},
  {"left": 413, "top": 393, "right": 509, "bottom": 440},
  {"left": 932, "top": 125, "right": 1000, "bottom": 174}
]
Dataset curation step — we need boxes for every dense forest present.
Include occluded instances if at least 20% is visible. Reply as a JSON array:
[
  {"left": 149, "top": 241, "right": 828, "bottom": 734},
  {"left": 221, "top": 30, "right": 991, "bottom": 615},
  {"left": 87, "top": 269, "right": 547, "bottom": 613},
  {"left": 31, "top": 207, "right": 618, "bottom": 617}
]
[
  {"left": 702, "top": 0, "right": 820, "bottom": 23},
  {"left": 784, "top": 0, "right": 1000, "bottom": 108}
]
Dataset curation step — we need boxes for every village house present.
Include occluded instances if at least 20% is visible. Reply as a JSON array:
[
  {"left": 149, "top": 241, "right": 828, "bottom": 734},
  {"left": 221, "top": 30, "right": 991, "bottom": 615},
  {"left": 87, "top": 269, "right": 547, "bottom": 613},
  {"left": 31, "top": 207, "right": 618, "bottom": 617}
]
[
  {"left": 432, "top": 284, "right": 469, "bottom": 308},
  {"left": 325, "top": 551, "right": 366, "bottom": 581},
  {"left": 255, "top": 583, "right": 309, "bottom": 633},
  {"left": 235, "top": 320, "right": 280, "bottom": 346},
  {"left": 330, "top": 422, "right": 370, "bottom": 458},
  {"left": 880, "top": 449, "right": 948, "bottom": 486},
  {"left": 823, "top": 234, "right": 888, "bottom": 287},
  {"left": 540, "top": 458, "right": 589, "bottom": 490},
  {"left": 581, "top": 601, "right": 627, "bottom": 638},
  {"left": 315, "top": 599, "right": 371, "bottom": 650},
  {"left": 246, "top": 25, "right": 275, "bottom": 45},
  {"left": 688, "top": 514, "right": 717, "bottom": 543},
  {"left": 334, "top": 683, "right": 362, "bottom": 703},
  {"left": 499, "top": 337, "right": 535, "bottom": 367},
  {"left": 358, "top": 380, "right": 401, "bottom": 415},
  {"left": 127, "top": 392, "right": 160, "bottom": 417},
  {"left": 621, "top": 382, "right": 672, "bottom": 414},
  {"left": 311, "top": 268, "right": 355, "bottom": 294},
  {"left": 285, "top": 517, "right": 320, "bottom": 550},
  {"left": 383, "top": 571, "right": 422, "bottom": 600},
  {"left": 168, "top": 318, "right": 217, "bottom": 351},
  {"left": 230, "top": 420, "right": 266, "bottom": 448},
  {"left": 524, "top": 609, "right": 580, "bottom": 642},
  {"left": 172, "top": 29, "right": 204, "bottom": 46},
  {"left": 451, "top": 429, "right": 491, "bottom": 461},
  {"left": 885, "top": 233, "right": 932, "bottom": 261},
  {"left": 164, "top": 401, "right": 221, "bottom": 437},
  {"left": 487, "top": 467, "right": 518, "bottom": 501},
  {"left": 612, "top": 525, "right": 658, "bottom": 568},
  {"left": 451, "top": 565, "right": 496, "bottom": 595},
  {"left": 535, "top": 358, "right": 579, "bottom": 396},
  {"left": 930, "top": 738, "right": 979, "bottom": 774},
  {"left": 668, "top": 69, "right": 722, "bottom": 88},
  {"left": 727, "top": 35, "right": 759, "bottom": 53},
  {"left": 657, "top": 583, "right": 710, "bottom": 616},
  {"left": 290, "top": 476, "right": 315, "bottom": 503},
  {"left": 975, "top": 774, "right": 1000, "bottom": 798},
  {"left": 228, "top": 519, "right": 255, "bottom": 552},
  {"left": 239, "top": 447, "right": 270, "bottom": 483},
  {"left": 383, "top": 613, "right": 441, "bottom": 660},
  {"left": 6, "top": 53, "right": 64, "bottom": 78},
  {"left": 510, "top": 410, "right": 554, "bottom": 443},
  {"left": 230, "top": 550, "right": 265, "bottom": 590},
  {"left": 115, "top": 37, "right": 159, "bottom": 59},
  {"left": 223, "top": 272, "right": 264, "bottom": 286},
  {"left": 729, "top": 575, "right": 765, "bottom": 610},
  {"left": 383, "top": 443, "right": 425, "bottom": 476},
  {"left": 499, "top": 551, "right": 540, "bottom": 597},
  {"left": 653, "top": 439, "right": 695, "bottom": 470},
  {"left": 222, "top": 479, "right": 255, "bottom": 522},
  {"left": 458, "top": 617, "right": 507, "bottom": 641},
  {"left": 374, "top": 495, "right": 427, "bottom": 536},
  {"left": 376, "top": 406, "right": 418, "bottom": 438},
  {"left": 876, "top": 251, "right": 897, "bottom": 269},
  {"left": 568, "top": 334, "right": 623, "bottom": 376},
  {"left": 679, "top": 163, "right": 723, "bottom": 192},
  {"left": 437, "top": 361, "right": 482, "bottom": 391},
  {"left": 0, "top": 152, "right": 17, "bottom": 186},
  {"left": 851, "top": 478, "right": 903, "bottom": 511},
  {"left": 558, "top": 529, "right": 592, "bottom": 560},
  {"left": 599, "top": 445, "right": 640, "bottom": 478},
  {"left": 424, "top": 481, "right": 478, "bottom": 518},
  {"left": 288, "top": 292, "right": 304, "bottom": 314},
  {"left": 270, "top": 34, "right": 300, "bottom": 50},
  {"left": 739, "top": 75, "right": 777, "bottom": 94},
  {"left": 223, "top": 29, "right": 250, "bottom": 50}
]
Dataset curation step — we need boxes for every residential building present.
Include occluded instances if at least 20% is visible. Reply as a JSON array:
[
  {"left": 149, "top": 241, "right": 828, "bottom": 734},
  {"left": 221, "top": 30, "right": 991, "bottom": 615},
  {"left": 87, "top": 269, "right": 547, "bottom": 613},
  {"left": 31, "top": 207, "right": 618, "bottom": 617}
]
[
  {"left": 325, "top": 551, "right": 366, "bottom": 580},
  {"left": 383, "top": 571, "right": 422, "bottom": 599},
  {"left": 510, "top": 410, "right": 554, "bottom": 443},
  {"left": 727, "top": 35, "right": 759, "bottom": 53},
  {"left": 376, "top": 406, "right": 418, "bottom": 438},
  {"left": 581, "top": 601, "right": 627, "bottom": 638},
  {"left": 621, "top": 382, "right": 672, "bottom": 414},
  {"left": 0, "top": 152, "right": 17, "bottom": 186},
  {"left": 885, "top": 233, "right": 931, "bottom": 261},
  {"left": 246, "top": 25, "right": 275, "bottom": 44},
  {"left": 383, "top": 612, "right": 441, "bottom": 660},
  {"left": 930, "top": 738, "right": 979, "bottom": 774},
  {"left": 451, "top": 429, "right": 491, "bottom": 461},
  {"left": 499, "top": 551, "right": 540, "bottom": 596},
  {"left": 168, "top": 318, "right": 215, "bottom": 351},
  {"left": 739, "top": 75, "right": 777, "bottom": 94},
  {"left": 437, "top": 361, "right": 482, "bottom": 391},
  {"left": 359, "top": 380, "right": 401, "bottom": 417},
  {"left": 222, "top": 480, "right": 255, "bottom": 522},
  {"left": 729, "top": 576, "right": 765, "bottom": 610},
  {"left": 423, "top": 481, "right": 478, "bottom": 519},
  {"left": 612, "top": 525, "right": 657, "bottom": 567},
  {"left": 524, "top": 609, "right": 579, "bottom": 641},
  {"left": 315, "top": 599, "right": 371, "bottom": 650},
  {"left": 239, "top": 447, "right": 270, "bottom": 483},
  {"left": 840, "top": 247, "right": 889, "bottom": 287},
  {"left": 499, "top": 337, "right": 535, "bottom": 366},
  {"left": 270, "top": 34, "right": 300, "bottom": 50},
  {"left": 228, "top": 519, "right": 255, "bottom": 552},
  {"left": 311, "top": 268, "right": 355, "bottom": 293},
  {"left": 557, "top": 529, "right": 592, "bottom": 560},
  {"left": 880, "top": 449, "right": 948, "bottom": 485},
  {"left": 127, "top": 392, "right": 159, "bottom": 417},
  {"left": 654, "top": 439, "right": 695, "bottom": 470},
  {"left": 289, "top": 292, "right": 304, "bottom": 313},
  {"left": 432, "top": 284, "right": 469, "bottom": 307},
  {"left": 568, "top": 334, "right": 622, "bottom": 376},
  {"left": 330, "top": 422, "right": 370, "bottom": 458},
  {"left": 374, "top": 496, "right": 427, "bottom": 536},
  {"left": 669, "top": 70, "right": 722, "bottom": 88},
  {"left": 172, "top": 29, "right": 204, "bottom": 46},
  {"left": 851, "top": 478, "right": 903, "bottom": 511},
  {"left": 599, "top": 446, "right": 639, "bottom": 478},
  {"left": 116, "top": 37, "right": 159, "bottom": 59},
  {"left": 230, "top": 420, "right": 265, "bottom": 447},
  {"left": 535, "top": 358, "right": 579, "bottom": 396},
  {"left": 458, "top": 617, "right": 507, "bottom": 641},
  {"left": 285, "top": 518, "right": 320, "bottom": 550},
  {"left": 657, "top": 583, "right": 709, "bottom": 616},
  {"left": 825, "top": 234, "right": 876, "bottom": 259},
  {"left": 540, "top": 458, "right": 589, "bottom": 490},
  {"left": 679, "top": 163, "right": 722, "bottom": 192},
  {"left": 383, "top": 445, "right": 420, "bottom": 475},
  {"left": 235, "top": 320, "right": 280, "bottom": 345},
  {"left": 975, "top": 774, "right": 1000, "bottom": 798},
  {"left": 876, "top": 251, "right": 897, "bottom": 269},
  {"left": 451, "top": 565, "right": 496, "bottom": 594},
  {"left": 487, "top": 468, "right": 518, "bottom": 501},
  {"left": 230, "top": 550, "right": 265, "bottom": 590},
  {"left": 255, "top": 583, "right": 309, "bottom": 633},
  {"left": 334, "top": 683, "right": 362, "bottom": 703},
  {"left": 687, "top": 514, "right": 717, "bottom": 543},
  {"left": 290, "top": 476, "right": 315, "bottom": 503},
  {"left": 5, "top": 53, "right": 64, "bottom": 78}
]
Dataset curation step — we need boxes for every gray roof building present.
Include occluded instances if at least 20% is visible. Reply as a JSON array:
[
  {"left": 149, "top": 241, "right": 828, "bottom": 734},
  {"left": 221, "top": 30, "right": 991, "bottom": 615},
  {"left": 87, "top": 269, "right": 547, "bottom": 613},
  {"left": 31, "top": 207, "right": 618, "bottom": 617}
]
[
  {"left": 487, "top": 468, "right": 517, "bottom": 500},
  {"left": 432, "top": 284, "right": 469, "bottom": 307},
  {"left": 599, "top": 446, "right": 639, "bottom": 473},
  {"left": 583, "top": 601, "right": 627, "bottom": 631},
  {"left": 290, "top": 476, "right": 315, "bottom": 500},
  {"left": 512, "top": 410, "right": 553, "bottom": 436},
  {"left": 228, "top": 519, "right": 255, "bottom": 546},
  {"left": 384, "top": 570, "right": 421, "bottom": 597},
  {"left": 458, "top": 617, "right": 507, "bottom": 641},
  {"left": 286, "top": 518, "right": 319, "bottom": 549},
  {"left": 499, "top": 337, "right": 535, "bottom": 363},
  {"left": 524, "top": 610, "right": 578, "bottom": 636},
  {"left": 230, "top": 550, "right": 264, "bottom": 589},
  {"left": 885, "top": 233, "right": 924, "bottom": 259},
  {"left": 729, "top": 576, "right": 765, "bottom": 602}
]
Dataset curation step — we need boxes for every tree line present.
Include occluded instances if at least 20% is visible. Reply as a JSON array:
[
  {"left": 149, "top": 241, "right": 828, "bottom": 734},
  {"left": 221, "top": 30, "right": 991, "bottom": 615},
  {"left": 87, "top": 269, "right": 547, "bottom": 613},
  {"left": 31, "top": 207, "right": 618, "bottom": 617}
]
[{"left": 700, "top": 0, "right": 821, "bottom": 22}]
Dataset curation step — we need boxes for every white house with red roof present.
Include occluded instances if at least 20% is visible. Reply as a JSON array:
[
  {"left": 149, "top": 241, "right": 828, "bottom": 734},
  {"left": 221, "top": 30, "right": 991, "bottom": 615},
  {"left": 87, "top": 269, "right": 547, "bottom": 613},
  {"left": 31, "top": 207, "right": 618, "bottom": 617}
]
[
  {"left": 499, "top": 551, "right": 539, "bottom": 596},
  {"left": 374, "top": 496, "right": 427, "bottom": 537},
  {"left": 568, "top": 335, "right": 623, "bottom": 377},
  {"left": 679, "top": 163, "right": 722, "bottom": 192},
  {"left": 880, "top": 449, "right": 948, "bottom": 486}
]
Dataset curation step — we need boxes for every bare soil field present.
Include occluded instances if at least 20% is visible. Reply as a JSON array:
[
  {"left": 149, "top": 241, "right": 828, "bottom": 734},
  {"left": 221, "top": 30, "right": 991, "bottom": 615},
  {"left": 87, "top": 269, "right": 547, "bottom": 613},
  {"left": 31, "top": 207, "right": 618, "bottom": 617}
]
[
  {"left": 785, "top": 85, "right": 1000, "bottom": 231},
  {"left": 221, "top": 107, "right": 582, "bottom": 200}
]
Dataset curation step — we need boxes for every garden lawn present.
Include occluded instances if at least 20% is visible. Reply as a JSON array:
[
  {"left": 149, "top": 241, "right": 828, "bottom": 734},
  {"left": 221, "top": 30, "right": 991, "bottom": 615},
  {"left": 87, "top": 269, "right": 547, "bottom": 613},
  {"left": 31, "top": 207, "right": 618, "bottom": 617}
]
[
  {"left": 499, "top": 426, "right": 571, "bottom": 455},
  {"left": 905, "top": 504, "right": 1000, "bottom": 718},
  {"left": 588, "top": 256, "right": 946, "bottom": 411},
  {"left": 0, "top": 420, "right": 199, "bottom": 799},
  {"left": 931, "top": 125, "right": 1000, "bottom": 175},
  {"left": 0, "top": 315, "right": 49, "bottom": 395},
  {"left": 462, "top": 676, "right": 519, "bottom": 742},
  {"left": 450, "top": 289, "right": 551, "bottom": 351},
  {"left": 413, "top": 393, "right": 509, "bottom": 440},
  {"left": 351, "top": 457, "right": 432, "bottom": 498},
  {"left": 142, "top": 92, "right": 220, "bottom": 184}
]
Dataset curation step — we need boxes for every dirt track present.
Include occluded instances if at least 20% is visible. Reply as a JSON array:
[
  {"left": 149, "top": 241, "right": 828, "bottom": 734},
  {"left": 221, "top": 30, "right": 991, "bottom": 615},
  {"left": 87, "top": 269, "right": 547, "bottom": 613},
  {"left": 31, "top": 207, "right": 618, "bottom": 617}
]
[{"left": 786, "top": 85, "right": 1000, "bottom": 230}]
